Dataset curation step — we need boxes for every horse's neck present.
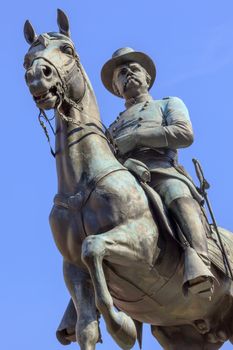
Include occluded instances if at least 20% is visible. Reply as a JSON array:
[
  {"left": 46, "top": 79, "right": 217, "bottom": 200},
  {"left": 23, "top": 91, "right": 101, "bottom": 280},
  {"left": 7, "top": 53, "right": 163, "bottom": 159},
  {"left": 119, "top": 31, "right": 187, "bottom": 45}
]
[{"left": 55, "top": 79, "right": 119, "bottom": 195}]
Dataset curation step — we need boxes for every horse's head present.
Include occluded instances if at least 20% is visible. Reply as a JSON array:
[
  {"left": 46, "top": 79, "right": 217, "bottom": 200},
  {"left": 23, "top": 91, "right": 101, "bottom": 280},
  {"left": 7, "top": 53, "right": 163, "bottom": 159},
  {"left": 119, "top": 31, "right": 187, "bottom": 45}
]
[{"left": 23, "top": 9, "right": 85, "bottom": 110}]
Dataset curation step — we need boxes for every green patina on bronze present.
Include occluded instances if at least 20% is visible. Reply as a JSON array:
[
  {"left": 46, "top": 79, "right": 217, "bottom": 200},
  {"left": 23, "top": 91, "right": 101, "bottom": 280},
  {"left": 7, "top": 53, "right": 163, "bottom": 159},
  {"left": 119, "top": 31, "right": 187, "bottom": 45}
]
[{"left": 24, "top": 9, "right": 233, "bottom": 350}]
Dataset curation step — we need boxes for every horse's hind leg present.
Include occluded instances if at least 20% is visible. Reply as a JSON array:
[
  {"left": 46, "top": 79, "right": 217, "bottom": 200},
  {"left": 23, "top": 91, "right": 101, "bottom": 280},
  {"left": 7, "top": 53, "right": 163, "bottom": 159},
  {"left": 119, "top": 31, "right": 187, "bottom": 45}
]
[
  {"left": 151, "top": 325, "right": 224, "bottom": 350},
  {"left": 63, "top": 261, "right": 101, "bottom": 350},
  {"left": 81, "top": 226, "right": 146, "bottom": 350}
]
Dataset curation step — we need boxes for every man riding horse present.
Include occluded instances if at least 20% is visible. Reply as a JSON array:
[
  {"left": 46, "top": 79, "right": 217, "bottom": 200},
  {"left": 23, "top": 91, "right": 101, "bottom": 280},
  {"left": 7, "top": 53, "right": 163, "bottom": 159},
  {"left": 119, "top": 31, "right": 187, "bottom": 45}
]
[
  {"left": 24, "top": 10, "right": 233, "bottom": 348},
  {"left": 101, "top": 47, "right": 215, "bottom": 297}
]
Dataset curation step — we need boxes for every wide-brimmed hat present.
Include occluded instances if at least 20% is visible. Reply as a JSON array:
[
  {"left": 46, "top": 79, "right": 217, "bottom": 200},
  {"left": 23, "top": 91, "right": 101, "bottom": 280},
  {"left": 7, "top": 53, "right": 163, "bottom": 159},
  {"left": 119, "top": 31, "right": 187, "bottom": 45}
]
[{"left": 101, "top": 47, "right": 156, "bottom": 97}]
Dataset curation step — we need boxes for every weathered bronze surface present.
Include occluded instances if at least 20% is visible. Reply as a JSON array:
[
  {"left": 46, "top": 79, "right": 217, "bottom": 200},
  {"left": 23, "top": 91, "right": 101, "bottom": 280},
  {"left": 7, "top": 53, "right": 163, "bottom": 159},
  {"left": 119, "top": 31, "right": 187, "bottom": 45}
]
[{"left": 24, "top": 9, "right": 233, "bottom": 350}]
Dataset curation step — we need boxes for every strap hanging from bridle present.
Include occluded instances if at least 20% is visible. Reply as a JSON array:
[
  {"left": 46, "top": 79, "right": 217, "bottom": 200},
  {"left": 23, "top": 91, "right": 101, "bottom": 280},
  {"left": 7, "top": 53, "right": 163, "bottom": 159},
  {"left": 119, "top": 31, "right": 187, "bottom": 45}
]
[{"left": 38, "top": 109, "right": 56, "bottom": 157}]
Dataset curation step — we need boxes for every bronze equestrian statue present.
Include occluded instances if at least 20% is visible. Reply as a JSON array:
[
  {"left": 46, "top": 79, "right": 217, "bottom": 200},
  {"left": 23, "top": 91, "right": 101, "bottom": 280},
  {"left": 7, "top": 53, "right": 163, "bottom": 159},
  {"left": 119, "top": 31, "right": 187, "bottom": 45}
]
[{"left": 23, "top": 9, "right": 233, "bottom": 350}]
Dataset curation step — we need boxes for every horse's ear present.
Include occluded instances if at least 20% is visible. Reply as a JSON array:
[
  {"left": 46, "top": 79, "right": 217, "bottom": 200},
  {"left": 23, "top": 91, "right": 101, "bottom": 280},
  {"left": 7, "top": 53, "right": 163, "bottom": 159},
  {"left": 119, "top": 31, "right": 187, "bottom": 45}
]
[
  {"left": 57, "top": 9, "right": 71, "bottom": 37},
  {"left": 24, "top": 20, "right": 37, "bottom": 45}
]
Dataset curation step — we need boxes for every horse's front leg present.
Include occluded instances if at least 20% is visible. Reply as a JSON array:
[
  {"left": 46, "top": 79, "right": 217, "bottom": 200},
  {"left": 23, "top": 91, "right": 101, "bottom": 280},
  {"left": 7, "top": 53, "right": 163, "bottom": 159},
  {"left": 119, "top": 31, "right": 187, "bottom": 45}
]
[
  {"left": 81, "top": 226, "right": 142, "bottom": 350},
  {"left": 63, "top": 261, "right": 101, "bottom": 350}
]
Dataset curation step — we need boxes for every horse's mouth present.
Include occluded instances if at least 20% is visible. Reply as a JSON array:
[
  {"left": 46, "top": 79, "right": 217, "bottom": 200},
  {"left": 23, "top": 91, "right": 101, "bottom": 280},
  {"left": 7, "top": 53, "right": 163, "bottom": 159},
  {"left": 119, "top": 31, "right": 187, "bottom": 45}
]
[{"left": 33, "top": 86, "right": 58, "bottom": 104}]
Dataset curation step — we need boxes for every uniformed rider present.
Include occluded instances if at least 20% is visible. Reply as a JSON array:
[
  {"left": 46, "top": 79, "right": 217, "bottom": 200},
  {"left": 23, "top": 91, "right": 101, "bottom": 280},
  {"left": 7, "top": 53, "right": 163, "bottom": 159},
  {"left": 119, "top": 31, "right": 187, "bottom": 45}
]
[{"left": 101, "top": 47, "right": 215, "bottom": 297}]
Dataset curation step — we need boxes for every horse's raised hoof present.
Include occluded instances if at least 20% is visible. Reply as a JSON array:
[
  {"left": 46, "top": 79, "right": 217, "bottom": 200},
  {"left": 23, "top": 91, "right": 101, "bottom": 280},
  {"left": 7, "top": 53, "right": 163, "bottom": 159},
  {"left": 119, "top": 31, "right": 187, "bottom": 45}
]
[
  {"left": 188, "top": 276, "right": 214, "bottom": 300},
  {"left": 107, "top": 311, "right": 137, "bottom": 350}
]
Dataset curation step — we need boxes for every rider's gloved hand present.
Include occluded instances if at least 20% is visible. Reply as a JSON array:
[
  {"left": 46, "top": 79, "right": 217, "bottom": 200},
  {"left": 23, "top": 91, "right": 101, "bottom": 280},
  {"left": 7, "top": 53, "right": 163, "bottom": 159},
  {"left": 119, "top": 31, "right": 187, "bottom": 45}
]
[{"left": 115, "top": 132, "right": 137, "bottom": 156}]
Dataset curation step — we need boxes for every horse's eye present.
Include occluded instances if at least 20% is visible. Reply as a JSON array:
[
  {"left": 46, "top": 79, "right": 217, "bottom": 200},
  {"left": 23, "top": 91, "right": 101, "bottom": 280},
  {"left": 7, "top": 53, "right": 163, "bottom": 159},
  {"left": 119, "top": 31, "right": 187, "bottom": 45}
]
[{"left": 61, "top": 45, "right": 74, "bottom": 56}]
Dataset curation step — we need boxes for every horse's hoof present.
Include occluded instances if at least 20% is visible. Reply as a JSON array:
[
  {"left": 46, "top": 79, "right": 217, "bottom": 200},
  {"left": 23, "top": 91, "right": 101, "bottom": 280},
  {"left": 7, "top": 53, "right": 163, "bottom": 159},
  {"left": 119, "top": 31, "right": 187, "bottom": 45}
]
[{"left": 107, "top": 311, "right": 137, "bottom": 350}]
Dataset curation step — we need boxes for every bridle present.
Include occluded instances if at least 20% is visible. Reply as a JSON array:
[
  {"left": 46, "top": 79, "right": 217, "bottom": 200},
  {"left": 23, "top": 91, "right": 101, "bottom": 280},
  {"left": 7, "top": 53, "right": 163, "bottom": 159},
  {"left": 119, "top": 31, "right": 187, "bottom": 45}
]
[{"left": 34, "top": 43, "right": 117, "bottom": 157}]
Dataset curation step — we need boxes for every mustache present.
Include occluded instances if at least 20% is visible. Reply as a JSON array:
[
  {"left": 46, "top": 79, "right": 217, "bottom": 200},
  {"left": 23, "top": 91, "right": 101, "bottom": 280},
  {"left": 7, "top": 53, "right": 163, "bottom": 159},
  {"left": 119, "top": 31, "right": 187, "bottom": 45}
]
[{"left": 123, "top": 74, "right": 142, "bottom": 89}]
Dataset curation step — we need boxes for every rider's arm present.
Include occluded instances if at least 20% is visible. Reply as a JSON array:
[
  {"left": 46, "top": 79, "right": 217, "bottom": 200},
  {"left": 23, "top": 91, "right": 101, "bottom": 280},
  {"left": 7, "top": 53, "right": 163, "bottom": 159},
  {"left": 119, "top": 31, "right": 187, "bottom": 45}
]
[{"left": 136, "top": 97, "right": 194, "bottom": 149}]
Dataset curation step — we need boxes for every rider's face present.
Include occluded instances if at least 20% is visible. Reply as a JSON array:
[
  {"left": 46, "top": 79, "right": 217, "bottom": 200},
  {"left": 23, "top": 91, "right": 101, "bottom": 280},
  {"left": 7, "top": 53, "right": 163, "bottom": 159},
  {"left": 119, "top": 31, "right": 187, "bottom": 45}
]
[{"left": 112, "top": 62, "right": 150, "bottom": 99}]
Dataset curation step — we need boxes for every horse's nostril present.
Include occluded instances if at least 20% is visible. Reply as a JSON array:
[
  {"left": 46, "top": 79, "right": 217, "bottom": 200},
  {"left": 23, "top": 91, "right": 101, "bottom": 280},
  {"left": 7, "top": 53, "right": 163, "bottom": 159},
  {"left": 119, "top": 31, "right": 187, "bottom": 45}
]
[{"left": 42, "top": 65, "right": 52, "bottom": 77}]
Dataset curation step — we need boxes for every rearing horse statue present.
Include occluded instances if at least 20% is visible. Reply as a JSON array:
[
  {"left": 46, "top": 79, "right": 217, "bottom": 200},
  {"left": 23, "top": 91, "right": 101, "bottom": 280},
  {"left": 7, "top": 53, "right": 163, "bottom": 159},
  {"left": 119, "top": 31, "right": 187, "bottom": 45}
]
[{"left": 24, "top": 9, "right": 233, "bottom": 350}]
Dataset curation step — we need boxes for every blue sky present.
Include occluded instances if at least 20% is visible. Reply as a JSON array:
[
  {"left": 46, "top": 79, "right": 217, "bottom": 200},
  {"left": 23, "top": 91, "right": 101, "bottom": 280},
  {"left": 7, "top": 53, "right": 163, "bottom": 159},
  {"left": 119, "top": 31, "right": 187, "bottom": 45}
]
[{"left": 1, "top": 1, "right": 233, "bottom": 349}]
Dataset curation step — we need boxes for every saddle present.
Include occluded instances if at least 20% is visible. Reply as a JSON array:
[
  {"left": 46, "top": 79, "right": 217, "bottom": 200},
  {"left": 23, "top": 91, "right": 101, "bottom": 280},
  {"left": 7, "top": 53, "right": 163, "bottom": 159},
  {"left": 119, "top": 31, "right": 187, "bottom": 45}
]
[{"left": 123, "top": 158, "right": 233, "bottom": 279}]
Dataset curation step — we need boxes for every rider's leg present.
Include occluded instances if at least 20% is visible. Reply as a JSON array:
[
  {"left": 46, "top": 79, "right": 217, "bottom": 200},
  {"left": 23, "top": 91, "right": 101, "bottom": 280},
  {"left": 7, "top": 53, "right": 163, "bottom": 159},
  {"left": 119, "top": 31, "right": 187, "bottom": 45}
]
[
  {"left": 153, "top": 178, "right": 215, "bottom": 296},
  {"left": 169, "top": 196, "right": 210, "bottom": 266},
  {"left": 169, "top": 196, "right": 216, "bottom": 292}
]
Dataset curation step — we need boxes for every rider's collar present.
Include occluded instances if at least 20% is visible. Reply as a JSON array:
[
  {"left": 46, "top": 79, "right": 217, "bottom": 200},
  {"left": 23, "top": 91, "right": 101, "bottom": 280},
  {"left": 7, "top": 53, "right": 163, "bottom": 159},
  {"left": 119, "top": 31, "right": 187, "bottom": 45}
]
[{"left": 125, "top": 93, "right": 153, "bottom": 109}]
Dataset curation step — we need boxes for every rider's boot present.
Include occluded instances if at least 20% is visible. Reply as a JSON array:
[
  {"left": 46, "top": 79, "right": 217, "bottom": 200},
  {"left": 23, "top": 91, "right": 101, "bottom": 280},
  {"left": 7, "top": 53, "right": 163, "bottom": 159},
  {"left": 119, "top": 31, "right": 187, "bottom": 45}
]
[{"left": 169, "top": 197, "right": 217, "bottom": 299}]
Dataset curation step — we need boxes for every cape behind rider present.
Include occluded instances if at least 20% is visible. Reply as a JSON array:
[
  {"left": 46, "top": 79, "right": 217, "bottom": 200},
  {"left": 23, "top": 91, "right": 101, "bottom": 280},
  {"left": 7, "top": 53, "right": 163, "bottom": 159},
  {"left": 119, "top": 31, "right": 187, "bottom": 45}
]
[{"left": 101, "top": 47, "right": 216, "bottom": 298}]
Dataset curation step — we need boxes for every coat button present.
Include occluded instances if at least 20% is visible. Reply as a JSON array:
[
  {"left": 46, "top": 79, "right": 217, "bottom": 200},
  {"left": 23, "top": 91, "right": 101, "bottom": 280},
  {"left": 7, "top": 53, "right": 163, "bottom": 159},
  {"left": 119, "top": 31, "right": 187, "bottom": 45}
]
[{"left": 138, "top": 117, "right": 143, "bottom": 121}]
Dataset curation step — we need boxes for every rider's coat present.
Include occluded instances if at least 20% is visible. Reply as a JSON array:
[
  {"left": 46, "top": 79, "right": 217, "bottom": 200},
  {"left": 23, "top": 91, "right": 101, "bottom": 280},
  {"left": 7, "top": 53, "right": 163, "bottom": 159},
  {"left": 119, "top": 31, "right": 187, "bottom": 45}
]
[{"left": 108, "top": 96, "right": 203, "bottom": 206}]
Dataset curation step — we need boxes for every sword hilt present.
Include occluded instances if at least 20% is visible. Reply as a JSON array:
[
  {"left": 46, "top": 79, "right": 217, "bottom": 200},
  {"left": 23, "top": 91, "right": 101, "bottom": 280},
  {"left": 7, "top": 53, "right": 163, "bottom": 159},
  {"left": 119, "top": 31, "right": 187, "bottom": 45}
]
[{"left": 192, "top": 158, "right": 210, "bottom": 193}]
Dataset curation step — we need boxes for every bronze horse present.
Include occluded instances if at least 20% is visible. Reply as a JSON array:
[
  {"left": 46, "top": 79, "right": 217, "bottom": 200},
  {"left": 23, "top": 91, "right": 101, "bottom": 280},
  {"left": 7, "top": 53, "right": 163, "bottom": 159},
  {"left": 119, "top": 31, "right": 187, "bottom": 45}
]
[{"left": 24, "top": 9, "right": 233, "bottom": 350}]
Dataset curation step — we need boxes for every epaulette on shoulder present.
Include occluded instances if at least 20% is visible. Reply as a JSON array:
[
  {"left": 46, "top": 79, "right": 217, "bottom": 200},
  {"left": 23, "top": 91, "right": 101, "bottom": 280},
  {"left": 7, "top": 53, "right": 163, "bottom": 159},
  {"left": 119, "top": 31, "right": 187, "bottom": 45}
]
[{"left": 162, "top": 96, "right": 171, "bottom": 100}]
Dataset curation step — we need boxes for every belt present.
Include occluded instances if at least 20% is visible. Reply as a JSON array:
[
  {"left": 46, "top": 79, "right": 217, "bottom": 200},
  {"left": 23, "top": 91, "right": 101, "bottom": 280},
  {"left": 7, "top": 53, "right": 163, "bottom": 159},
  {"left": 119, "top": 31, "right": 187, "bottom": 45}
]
[{"left": 128, "top": 148, "right": 176, "bottom": 164}]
